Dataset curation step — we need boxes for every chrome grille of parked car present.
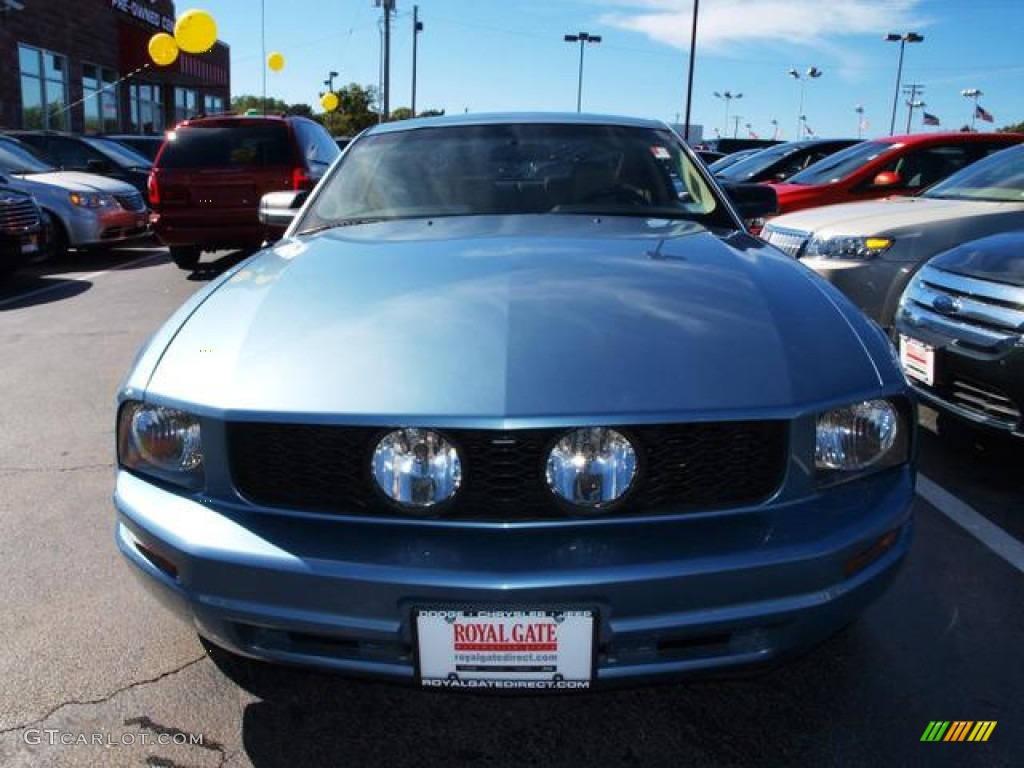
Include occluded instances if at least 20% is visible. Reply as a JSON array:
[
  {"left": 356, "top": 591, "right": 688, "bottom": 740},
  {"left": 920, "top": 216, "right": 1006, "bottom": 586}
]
[
  {"left": 949, "top": 378, "right": 1021, "bottom": 426},
  {"left": 902, "top": 264, "right": 1024, "bottom": 350},
  {"left": 228, "top": 421, "right": 789, "bottom": 520},
  {"left": 114, "top": 191, "right": 146, "bottom": 212},
  {"left": 0, "top": 197, "right": 41, "bottom": 232},
  {"left": 761, "top": 226, "right": 809, "bottom": 258}
]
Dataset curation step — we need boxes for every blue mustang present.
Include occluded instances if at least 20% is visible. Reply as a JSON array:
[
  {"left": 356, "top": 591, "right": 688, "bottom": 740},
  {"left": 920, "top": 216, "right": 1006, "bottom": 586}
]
[{"left": 115, "top": 113, "right": 914, "bottom": 691}]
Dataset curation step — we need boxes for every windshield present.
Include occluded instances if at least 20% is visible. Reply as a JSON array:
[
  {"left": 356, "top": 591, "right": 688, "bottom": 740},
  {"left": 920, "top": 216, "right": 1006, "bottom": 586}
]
[
  {"left": 82, "top": 136, "right": 152, "bottom": 168},
  {"left": 707, "top": 149, "right": 760, "bottom": 174},
  {"left": 924, "top": 145, "right": 1024, "bottom": 202},
  {"left": 300, "top": 123, "right": 723, "bottom": 231},
  {"left": 786, "top": 140, "right": 897, "bottom": 185},
  {"left": 0, "top": 140, "right": 57, "bottom": 174},
  {"left": 716, "top": 143, "right": 800, "bottom": 181}
]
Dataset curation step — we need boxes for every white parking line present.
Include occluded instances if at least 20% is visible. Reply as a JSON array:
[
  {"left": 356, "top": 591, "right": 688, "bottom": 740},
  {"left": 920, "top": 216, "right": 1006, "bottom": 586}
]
[
  {"left": 0, "top": 250, "right": 167, "bottom": 310},
  {"left": 918, "top": 473, "right": 1024, "bottom": 574}
]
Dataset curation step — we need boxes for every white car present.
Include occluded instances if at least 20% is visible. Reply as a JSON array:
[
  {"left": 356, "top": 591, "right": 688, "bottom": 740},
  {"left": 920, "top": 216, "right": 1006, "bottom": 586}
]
[
  {"left": 0, "top": 136, "right": 149, "bottom": 257},
  {"left": 761, "top": 143, "right": 1024, "bottom": 330}
]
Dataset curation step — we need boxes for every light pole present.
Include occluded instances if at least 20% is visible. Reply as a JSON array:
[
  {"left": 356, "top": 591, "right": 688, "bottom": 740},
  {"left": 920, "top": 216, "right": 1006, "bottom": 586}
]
[
  {"left": 787, "top": 67, "right": 821, "bottom": 139},
  {"left": 324, "top": 70, "right": 339, "bottom": 94},
  {"left": 885, "top": 32, "right": 924, "bottom": 135},
  {"left": 961, "top": 88, "right": 982, "bottom": 130},
  {"left": 731, "top": 115, "right": 743, "bottom": 138},
  {"left": 713, "top": 90, "right": 742, "bottom": 139},
  {"left": 770, "top": 118, "right": 779, "bottom": 140},
  {"left": 564, "top": 32, "right": 602, "bottom": 113},
  {"left": 682, "top": 0, "right": 699, "bottom": 143}
]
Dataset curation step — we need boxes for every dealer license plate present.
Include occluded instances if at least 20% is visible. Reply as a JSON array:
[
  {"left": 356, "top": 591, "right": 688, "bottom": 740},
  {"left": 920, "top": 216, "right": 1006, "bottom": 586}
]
[
  {"left": 899, "top": 334, "right": 934, "bottom": 386},
  {"left": 21, "top": 233, "right": 39, "bottom": 254},
  {"left": 416, "top": 609, "right": 595, "bottom": 691}
]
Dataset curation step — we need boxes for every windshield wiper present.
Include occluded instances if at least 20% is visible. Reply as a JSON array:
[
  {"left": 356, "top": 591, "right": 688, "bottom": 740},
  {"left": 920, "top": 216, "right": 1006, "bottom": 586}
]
[{"left": 300, "top": 216, "right": 395, "bottom": 235}]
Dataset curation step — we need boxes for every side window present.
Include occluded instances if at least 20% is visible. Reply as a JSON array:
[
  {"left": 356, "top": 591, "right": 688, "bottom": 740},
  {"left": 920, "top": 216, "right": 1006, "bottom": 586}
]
[
  {"left": 891, "top": 146, "right": 969, "bottom": 189},
  {"left": 46, "top": 137, "right": 97, "bottom": 169},
  {"left": 292, "top": 120, "right": 340, "bottom": 172}
]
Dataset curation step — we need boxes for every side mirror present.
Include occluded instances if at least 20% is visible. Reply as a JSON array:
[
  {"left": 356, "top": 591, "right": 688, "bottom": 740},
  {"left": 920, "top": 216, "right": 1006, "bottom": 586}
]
[
  {"left": 872, "top": 171, "right": 902, "bottom": 188},
  {"left": 258, "top": 190, "right": 308, "bottom": 228},
  {"left": 721, "top": 182, "right": 778, "bottom": 220}
]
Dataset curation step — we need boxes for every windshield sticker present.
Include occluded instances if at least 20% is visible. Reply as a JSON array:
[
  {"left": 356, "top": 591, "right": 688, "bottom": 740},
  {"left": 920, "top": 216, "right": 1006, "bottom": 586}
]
[{"left": 650, "top": 146, "right": 671, "bottom": 160}]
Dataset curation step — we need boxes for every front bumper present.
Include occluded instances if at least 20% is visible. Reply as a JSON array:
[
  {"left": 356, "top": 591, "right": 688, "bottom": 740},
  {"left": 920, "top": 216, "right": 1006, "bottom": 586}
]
[
  {"left": 115, "top": 465, "right": 913, "bottom": 687},
  {"left": 66, "top": 206, "right": 151, "bottom": 248}
]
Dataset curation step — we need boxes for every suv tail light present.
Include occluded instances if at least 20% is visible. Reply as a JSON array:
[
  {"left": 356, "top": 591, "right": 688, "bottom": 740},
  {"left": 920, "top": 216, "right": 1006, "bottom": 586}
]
[
  {"left": 147, "top": 171, "right": 160, "bottom": 206},
  {"left": 291, "top": 167, "right": 312, "bottom": 190}
]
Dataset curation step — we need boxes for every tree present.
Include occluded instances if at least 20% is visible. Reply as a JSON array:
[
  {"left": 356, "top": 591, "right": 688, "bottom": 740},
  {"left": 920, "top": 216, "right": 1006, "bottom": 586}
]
[
  {"left": 316, "top": 83, "right": 380, "bottom": 137},
  {"left": 231, "top": 94, "right": 290, "bottom": 115},
  {"left": 1000, "top": 120, "right": 1024, "bottom": 134}
]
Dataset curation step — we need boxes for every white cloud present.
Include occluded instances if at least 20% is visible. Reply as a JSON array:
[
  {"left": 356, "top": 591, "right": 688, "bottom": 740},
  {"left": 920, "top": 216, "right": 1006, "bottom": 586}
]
[{"left": 596, "top": 0, "right": 927, "bottom": 51}]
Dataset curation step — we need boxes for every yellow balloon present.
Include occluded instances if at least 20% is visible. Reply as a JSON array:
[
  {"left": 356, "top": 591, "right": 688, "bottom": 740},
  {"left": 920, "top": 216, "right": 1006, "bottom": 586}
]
[
  {"left": 148, "top": 33, "right": 179, "bottom": 67},
  {"left": 174, "top": 9, "right": 218, "bottom": 54},
  {"left": 320, "top": 92, "right": 340, "bottom": 112},
  {"left": 267, "top": 52, "right": 285, "bottom": 72}
]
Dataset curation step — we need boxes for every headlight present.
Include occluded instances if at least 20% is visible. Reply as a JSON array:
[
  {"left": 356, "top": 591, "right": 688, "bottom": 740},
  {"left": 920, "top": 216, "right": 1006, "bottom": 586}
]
[
  {"left": 117, "top": 401, "right": 204, "bottom": 488},
  {"left": 546, "top": 428, "right": 637, "bottom": 509},
  {"left": 371, "top": 428, "right": 461, "bottom": 510},
  {"left": 804, "top": 235, "right": 893, "bottom": 260},
  {"left": 69, "top": 191, "right": 114, "bottom": 208},
  {"left": 816, "top": 399, "right": 907, "bottom": 479}
]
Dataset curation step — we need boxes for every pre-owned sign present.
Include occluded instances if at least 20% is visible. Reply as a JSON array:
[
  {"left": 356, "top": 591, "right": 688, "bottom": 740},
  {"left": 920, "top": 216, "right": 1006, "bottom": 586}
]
[{"left": 109, "top": 0, "right": 174, "bottom": 33}]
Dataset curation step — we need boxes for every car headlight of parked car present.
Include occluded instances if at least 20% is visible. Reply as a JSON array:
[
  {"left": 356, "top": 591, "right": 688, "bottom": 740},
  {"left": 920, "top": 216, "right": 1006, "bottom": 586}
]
[
  {"left": 68, "top": 190, "right": 115, "bottom": 209},
  {"left": 117, "top": 402, "right": 204, "bottom": 489},
  {"left": 815, "top": 399, "right": 908, "bottom": 484},
  {"left": 805, "top": 235, "right": 893, "bottom": 260}
]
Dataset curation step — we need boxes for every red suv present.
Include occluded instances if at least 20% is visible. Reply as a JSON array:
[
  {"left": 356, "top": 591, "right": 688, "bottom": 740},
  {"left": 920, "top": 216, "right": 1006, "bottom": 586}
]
[
  {"left": 148, "top": 114, "right": 339, "bottom": 269},
  {"left": 764, "top": 132, "right": 1023, "bottom": 221}
]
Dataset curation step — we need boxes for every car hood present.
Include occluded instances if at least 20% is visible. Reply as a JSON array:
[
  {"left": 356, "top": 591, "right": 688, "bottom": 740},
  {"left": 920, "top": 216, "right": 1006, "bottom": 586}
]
[
  {"left": 143, "top": 216, "right": 888, "bottom": 421},
  {"left": 17, "top": 170, "right": 137, "bottom": 195},
  {"left": 930, "top": 231, "right": 1024, "bottom": 288},
  {"left": 767, "top": 196, "right": 1017, "bottom": 236}
]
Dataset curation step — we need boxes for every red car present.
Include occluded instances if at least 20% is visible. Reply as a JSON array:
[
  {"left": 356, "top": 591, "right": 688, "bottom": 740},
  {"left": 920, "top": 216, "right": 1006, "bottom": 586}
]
[{"left": 764, "top": 132, "right": 1023, "bottom": 220}]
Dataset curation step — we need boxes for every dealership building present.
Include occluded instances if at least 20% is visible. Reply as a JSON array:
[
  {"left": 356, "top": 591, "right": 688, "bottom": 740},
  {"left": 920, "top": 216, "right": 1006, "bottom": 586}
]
[{"left": 0, "top": 0, "right": 230, "bottom": 134}]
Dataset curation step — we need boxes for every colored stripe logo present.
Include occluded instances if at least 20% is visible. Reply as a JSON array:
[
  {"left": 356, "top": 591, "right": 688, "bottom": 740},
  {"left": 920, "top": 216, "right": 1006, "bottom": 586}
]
[{"left": 921, "top": 721, "right": 996, "bottom": 742}]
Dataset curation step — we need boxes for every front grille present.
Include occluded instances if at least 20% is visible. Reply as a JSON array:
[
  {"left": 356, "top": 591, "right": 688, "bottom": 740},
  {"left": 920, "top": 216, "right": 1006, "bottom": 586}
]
[
  {"left": 114, "top": 191, "right": 146, "bottom": 212},
  {"left": 0, "top": 198, "right": 41, "bottom": 233},
  {"left": 950, "top": 378, "right": 1021, "bottom": 427},
  {"left": 903, "top": 264, "right": 1024, "bottom": 351},
  {"left": 228, "top": 421, "right": 788, "bottom": 521},
  {"left": 761, "top": 226, "right": 809, "bottom": 258}
]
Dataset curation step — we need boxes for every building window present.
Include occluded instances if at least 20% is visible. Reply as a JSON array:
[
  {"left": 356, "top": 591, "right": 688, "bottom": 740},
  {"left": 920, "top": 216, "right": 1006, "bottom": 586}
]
[
  {"left": 19, "top": 44, "right": 68, "bottom": 130},
  {"left": 174, "top": 87, "right": 198, "bottom": 124},
  {"left": 129, "top": 84, "right": 164, "bottom": 133},
  {"left": 204, "top": 94, "right": 224, "bottom": 115},
  {"left": 82, "top": 63, "right": 120, "bottom": 133}
]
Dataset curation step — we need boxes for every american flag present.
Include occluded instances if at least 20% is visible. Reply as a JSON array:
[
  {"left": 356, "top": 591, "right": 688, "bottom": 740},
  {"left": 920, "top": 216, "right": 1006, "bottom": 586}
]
[
  {"left": 923, "top": 112, "right": 940, "bottom": 126},
  {"left": 976, "top": 105, "right": 995, "bottom": 123}
]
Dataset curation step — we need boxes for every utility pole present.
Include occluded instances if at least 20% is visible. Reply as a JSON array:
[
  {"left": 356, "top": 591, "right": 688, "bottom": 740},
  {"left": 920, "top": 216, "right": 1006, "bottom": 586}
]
[
  {"left": 411, "top": 5, "right": 423, "bottom": 116},
  {"left": 377, "top": 0, "right": 396, "bottom": 121},
  {"left": 903, "top": 83, "right": 924, "bottom": 133}
]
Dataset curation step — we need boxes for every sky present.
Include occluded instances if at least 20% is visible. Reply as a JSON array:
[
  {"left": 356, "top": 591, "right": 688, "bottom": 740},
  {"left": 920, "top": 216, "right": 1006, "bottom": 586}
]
[{"left": 190, "top": 0, "right": 1023, "bottom": 142}]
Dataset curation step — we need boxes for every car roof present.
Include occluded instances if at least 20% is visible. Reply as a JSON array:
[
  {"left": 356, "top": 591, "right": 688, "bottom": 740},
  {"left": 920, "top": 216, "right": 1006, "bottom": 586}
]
[
  {"left": 871, "top": 131, "right": 1024, "bottom": 146},
  {"left": 364, "top": 112, "right": 669, "bottom": 136}
]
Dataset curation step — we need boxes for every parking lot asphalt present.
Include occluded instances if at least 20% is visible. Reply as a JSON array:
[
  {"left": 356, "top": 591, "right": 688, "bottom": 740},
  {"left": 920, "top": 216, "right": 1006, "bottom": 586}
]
[{"left": 0, "top": 247, "right": 1021, "bottom": 767}]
